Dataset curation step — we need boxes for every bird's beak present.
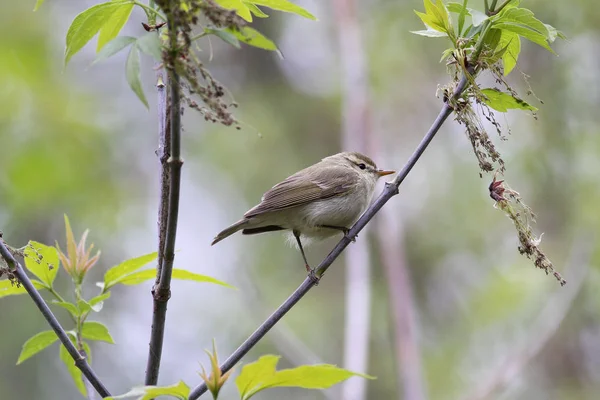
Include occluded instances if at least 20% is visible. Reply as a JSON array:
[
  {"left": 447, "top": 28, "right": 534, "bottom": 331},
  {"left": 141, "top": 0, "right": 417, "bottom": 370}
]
[{"left": 377, "top": 169, "right": 395, "bottom": 177}]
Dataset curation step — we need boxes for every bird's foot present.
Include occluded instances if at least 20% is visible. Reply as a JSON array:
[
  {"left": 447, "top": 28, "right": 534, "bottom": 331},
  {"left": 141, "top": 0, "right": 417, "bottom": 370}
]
[
  {"left": 306, "top": 264, "right": 320, "bottom": 285},
  {"left": 343, "top": 228, "right": 357, "bottom": 243}
]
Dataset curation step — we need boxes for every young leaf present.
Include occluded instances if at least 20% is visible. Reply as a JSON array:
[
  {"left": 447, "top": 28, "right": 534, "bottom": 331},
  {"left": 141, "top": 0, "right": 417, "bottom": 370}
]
[
  {"left": 248, "top": 0, "right": 317, "bottom": 20},
  {"left": 82, "top": 321, "right": 115, "bottom": 344},
  {"left": 92, "top": 36, "right": 136, "bottom": 65},
  {"left": 88, "top": 291, "right": 111, "bottom": 312},
  {"left": 106, "top": 381, "right": 190, "bottom": 400},
  {"left": 103, "top": 251, "right": 157, "bottom": 289},
  {"left": 17, "top": 330, "right": 58, "bottom": 364},
  {"left": 125, "top": 45, "right": 148, "bottom": 108},
  {"left": 52, "top": 300, "right": 81, "bottom": 318},
  {"left": 136, "top": 32, "right": 163, "bottom": 61},
  {"left": 411, "top": 29, "right": 448, "bottom": 38},
  {"left": 205, "top": 28, "right": 241, "bottom": 48},
  {"left": 544, "top": 23, "right": 566, "bottom": 43},
  {"left": 24, "top": 241, "right": 60, "bottom": 287},
  {"left": 228, "top": 27, "right": 279, "bottom": 53},
  {"left": 457, "top": 0, "right": 468, "bottom": 34},
  {"left": 214, "top": 0, "right": 253, "bottom": 22},
  {"left": 480, "top": 88, "right": 538, "bottom": 112},
  {"left": 60, "top": 344, "right": 86, "bottom": 396},
  {"left": 498, "top": 30, "right": 521, "bottom": 75},
  {"left": 33, "top": 0, "right": 45, "bottom": 11},
  {"left": 469, "top": 8, "right": 488, "bottom": 26},
  {"left": 414, "top": 10, "right": 446, "bottom": 33},
  {"left": 97, "top": 2, "right": 134, "bottom": 51},
  {"left": 244, "top": 2, "right": 269, "bottom": 18},
  {"left": 236, "top": 355, "right": 375, "bottom": 400},
  {"left": 494, "top": 7, "right": 549, "bottom": 37},
  {"left": 65, "top": 1, "right": 126, "bottom": 65},
  {"left": 115, "top": 268, "right": 234, "bottom": 288},
  {"left": 0, "top": 279, "right": 46, "bottom": 299},
  {"left": 447, "top": 2, "right": 470, "bottom": 15},
  {"left": 493, "top": 22, "right": 554, "bottom": 53},
  {"left": 77, "top": 299, "right": 93, "bottom": 314}
]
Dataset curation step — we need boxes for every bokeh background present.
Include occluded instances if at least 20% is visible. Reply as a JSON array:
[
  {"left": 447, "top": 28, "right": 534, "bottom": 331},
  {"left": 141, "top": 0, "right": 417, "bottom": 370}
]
[{"left": 1, "top": 0, "right": 599, "bottom": 399}]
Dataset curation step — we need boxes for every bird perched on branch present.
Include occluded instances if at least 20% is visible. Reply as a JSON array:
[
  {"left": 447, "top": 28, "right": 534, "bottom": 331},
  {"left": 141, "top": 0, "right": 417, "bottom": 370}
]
[{"left": 211, "top": 152, "right": 395, "bottom": 277}]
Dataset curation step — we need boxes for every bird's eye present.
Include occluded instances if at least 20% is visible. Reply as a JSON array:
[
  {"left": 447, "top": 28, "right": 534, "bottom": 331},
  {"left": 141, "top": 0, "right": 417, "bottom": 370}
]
[{"left": 358, "top": 163, "right": 366, "bottom": 170}]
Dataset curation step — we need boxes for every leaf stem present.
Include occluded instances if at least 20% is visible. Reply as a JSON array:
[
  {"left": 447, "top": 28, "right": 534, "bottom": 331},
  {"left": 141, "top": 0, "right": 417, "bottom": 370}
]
[
  {"left": 0, "top": 240, "right": 111, "bottom": 398},
  {"left": 489, "top": 0, "right": 499, "bottom": 13},
  {"left": 133, "top": 0, "right": 166, "bottom": 22}
]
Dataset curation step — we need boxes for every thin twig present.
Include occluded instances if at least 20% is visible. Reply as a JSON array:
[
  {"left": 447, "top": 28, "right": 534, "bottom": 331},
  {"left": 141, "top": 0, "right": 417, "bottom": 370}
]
[
  {"left": 188, "top": 74, "right": 470, "bottom": 399},
  {"left": 0, "top": 240, "right": 111, "bottom": 398},
  {"left": 145, "top": 14, "right": 183, "bottom": 385},
  {"left": 331, "top": 0, "right": 373, "bottom": 399}
]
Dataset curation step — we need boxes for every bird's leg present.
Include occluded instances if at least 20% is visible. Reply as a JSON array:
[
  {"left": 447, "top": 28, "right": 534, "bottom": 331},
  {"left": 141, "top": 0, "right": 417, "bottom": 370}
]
[
  {"left": 293, "top": 230, "right": 319, "bottom": 284},
  {"left": 318, "top": 225, "right": 356, "bottom": 242}
]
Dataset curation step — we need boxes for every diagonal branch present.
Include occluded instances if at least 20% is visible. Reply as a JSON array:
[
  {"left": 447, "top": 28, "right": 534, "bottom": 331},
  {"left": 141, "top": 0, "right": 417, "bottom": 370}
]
[
  {"left": 188, "top": 74, "right": 471, "bottom": 399},
  {"left": 0, "top": 240, "right": 111, "bottom": 398},
  {"left": 145, "top": 14, "right": 183, "bottom": 385}
]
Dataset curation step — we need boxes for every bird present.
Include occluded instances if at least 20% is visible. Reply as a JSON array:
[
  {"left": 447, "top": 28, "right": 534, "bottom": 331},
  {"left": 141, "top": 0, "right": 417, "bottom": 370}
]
[{"left": 211, "top": 152, "right": 395, "bottom": 276}]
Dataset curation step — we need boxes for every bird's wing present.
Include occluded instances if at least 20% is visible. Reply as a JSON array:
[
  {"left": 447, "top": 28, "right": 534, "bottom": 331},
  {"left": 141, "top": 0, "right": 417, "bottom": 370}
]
[{"left": 244, "top": 165, "right": 358, "bottom": 218}]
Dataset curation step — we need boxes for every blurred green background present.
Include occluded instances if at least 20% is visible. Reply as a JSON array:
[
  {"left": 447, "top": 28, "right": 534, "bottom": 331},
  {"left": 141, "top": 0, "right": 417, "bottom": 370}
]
[{"left": 1, "top": 0, "right": 599, "bottom": 399}]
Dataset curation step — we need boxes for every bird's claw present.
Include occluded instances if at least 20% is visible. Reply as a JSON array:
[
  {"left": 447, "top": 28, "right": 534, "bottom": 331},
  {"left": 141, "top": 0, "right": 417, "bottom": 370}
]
[
  {"left": 307, "top": 266, "right": 320, "bottom": 285},
  {"left": 343, "top": 229, "right": 356, "bottom": 243}
]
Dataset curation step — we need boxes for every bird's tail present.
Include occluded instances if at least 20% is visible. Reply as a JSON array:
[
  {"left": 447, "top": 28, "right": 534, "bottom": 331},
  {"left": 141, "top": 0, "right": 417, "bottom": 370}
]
[{"left": 211, "top": 219, "right": 248, "bottom": 245}]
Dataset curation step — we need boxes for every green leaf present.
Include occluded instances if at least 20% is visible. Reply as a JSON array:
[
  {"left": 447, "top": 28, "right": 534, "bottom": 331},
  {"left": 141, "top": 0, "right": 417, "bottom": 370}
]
[
  {"left": 493, "top": 21, "right": 554, "bottom": 53},
  {"left": 52, "top": 300, "right": 81, "bottom": 317},
  {"left": 60, "top": 343, "right": 86, "bottom": 396},
  {"left": 136, "top": 32, "right": 163, "bottom": 61},
  {"left": 82, "top": 321, "right": 115, "bottom": 344},
  {"left": 236, "top": 355, "right": 375, "bottom": 400},
  {"left": 249, "top": 0, "right": 317, "bottom": 20},
  {"left": 447, "top": 2, "right": 470, "bottom": 15},
  {"left": 457, "top": 0, "right": 468, "bottom": 35},
  {"left": 116, "top": 268, "right": 235, "bottom": 288},
  {"left": 498, "top": 30, "right": 520, "bottom": 75},
  {"left": 125, "top": 45, "right": 148, "bottom": 108},
  {"left": 544, "top": 23, "right": 566, "bottom": 43},
  {"left": 24, "top": 241, "right": 60, "bottom": 287},
  {"left": 64, "top": 1, "right": 127, "bottom": 65},
  {"left": 33, "top": 0, "right": 45, "bottom": 11},
  {"left": 494, "top": 7, "right": 548, "bottom": 37},
  {"left": 82, "top": 341, "right": 93, "bottom": 365},
  {"left": 411, "top": 29, "right": 448, "bottom": 38},
  {"left": 106, "top": 381, "right": 190, "bottom": 400},
  {"left": 97, "top": 2, "right": 134, "bottom": 51},
  {"left": 92, "top": 36, "right": 136, "bottom": 65},
  {"left": 480, "top": 88, "right": 538, "bottom": 112},
  {"left": 414, "top": 10, "right": 446, "bottom": 33},
  {"left": 206, "top": 28, "right": 241, "bottom": 48},
  {"left": 77, "top": 299, "right": 92, "bottom": 314},
  {"left": 103, "top": 251, "right": 157, "bottom": 289},
  {"left": 88, "top": 291, "right": 111, "bottom": 312},
  {"left": 0, "top": 279, "right": 46, "bottom": 299},
  {"left": 17, "top": 330, "right": 58, "bottom": 364},
  {"left": 244, "top": 2, "right": 269, "bottom": 18},
  {"left": 214, "top": 0, "right": 253, "bottom": 21},
  {"left": 228, "top": 27, "right": 279, "bottom": 53}
]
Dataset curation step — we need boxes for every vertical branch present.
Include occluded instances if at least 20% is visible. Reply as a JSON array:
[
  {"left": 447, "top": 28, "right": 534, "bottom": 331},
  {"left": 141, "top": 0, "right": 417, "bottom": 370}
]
[
  {"left": 144, "top": 10, "right": 183, "bottom": 385},
  {"left": 331, "top": 1, "right": 373, "bottom": 399},
  {"left": 377, "top": 218, "right": 426, "bottom": 400}
]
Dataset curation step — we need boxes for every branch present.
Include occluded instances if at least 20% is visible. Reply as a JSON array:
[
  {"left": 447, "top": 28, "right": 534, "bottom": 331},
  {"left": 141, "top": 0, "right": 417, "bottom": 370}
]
[
  {"left": 188, "top": 73, "right": 471, "bottom": 399},
  {"left": 0, "top": 240, "right": 111, "bottom": 398},
  {"left": 145, "top": 13, "right": 183, "bottom": 385}
]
